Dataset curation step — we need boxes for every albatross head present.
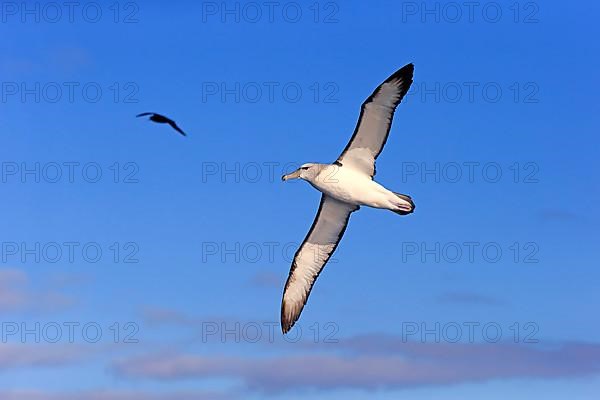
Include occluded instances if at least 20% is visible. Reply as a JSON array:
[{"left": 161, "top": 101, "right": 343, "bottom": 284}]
[{"left": 281, "top": 163, "right": 319, "bottom": 182}]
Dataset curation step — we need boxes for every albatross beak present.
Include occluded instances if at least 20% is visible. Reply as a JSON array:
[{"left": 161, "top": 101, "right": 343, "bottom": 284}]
[{"left": 282, "top": 169, "right": 302, "bottom": 181}]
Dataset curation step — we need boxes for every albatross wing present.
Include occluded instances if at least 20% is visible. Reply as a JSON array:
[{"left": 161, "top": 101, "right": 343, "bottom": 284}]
[
  {"left": 337, "top": 63, "right": 414, "bottom": 177},
  {"left": 281, "top": 195, "right": 359, "bottom": 333},
  {"left": 167, "top": 120, "right": 187, "bottom": 136}
]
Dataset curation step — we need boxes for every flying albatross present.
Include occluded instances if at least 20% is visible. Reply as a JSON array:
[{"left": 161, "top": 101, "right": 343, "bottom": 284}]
[
  {"left": 136, "top": 112, "right": 187, "bottom": 136},
  {"left": 280, "top": 63, "right": 415, "bottom": 334}
]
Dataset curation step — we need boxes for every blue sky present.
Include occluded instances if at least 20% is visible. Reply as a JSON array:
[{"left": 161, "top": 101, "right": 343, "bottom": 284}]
[{"left": 1, "top": 0, "right": 599, "bottom": 398}]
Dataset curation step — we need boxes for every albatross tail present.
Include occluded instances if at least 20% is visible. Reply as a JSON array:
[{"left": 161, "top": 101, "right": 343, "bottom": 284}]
[{"left": 391, "top": 193, "right": 415, "bottom": 215}]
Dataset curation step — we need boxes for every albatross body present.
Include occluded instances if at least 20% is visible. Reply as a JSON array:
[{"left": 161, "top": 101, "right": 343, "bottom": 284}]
[
  {"left": 285, "top": 163, "right": 414, "bottom": 213},
  {"left": 280, "top": 63, "right": 416, "bottom": 333}
]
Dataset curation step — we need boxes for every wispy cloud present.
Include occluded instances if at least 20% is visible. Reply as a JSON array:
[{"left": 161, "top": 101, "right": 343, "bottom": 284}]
[
  {"left": 436, "top": 291, "right": 504, "bottom": 306},
  {"left": 138, "top": 307, "right": 274, "bottom": 332},
  {"left": 538, "top": 209, "right": 583, "bottom": 222},
  {"left": 112, "top": 334, "right": 600, "bottom": 393},
  {"left": 247, "top": 270, "right": 282, "bottom": 290},
  {"left": 0, "top": 268, "right": 75, "bottom": 313},
  {"left": 0, "top": 390, "right": 234, "bottom": 400},
  {"left": 1, "top": 46, "right": 93, "bottom": 76},
  {"left": 0, "top": 269, "right": 29, "bottom": 310},
  {"left": 0, "top": 343, "right": 89, "bottom": 370},
  {"left": 139, "top": 306, "right": 194, "bottom": 327}
]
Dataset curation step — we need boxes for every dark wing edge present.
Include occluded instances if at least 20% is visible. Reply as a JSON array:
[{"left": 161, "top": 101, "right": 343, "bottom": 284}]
[
  {"left": 136, "top": 112, "right": 155, "bottom": 118},
  {"left": 280, "top": 196, "right": 358, "bottom": 334},
  {"left": 168, "top": 121, "right": 187, "bottom": 136},
  {"left": 337, "top": 63, "right": 414, "bottom": 168}
]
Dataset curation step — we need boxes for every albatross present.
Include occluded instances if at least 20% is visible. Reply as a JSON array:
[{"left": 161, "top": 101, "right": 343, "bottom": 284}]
[
  {"left": 136, "top": 112, "right": 187, "bottom": 136},
  {"left": 280, "top": 63, "right": 415, "bottom": 334}
]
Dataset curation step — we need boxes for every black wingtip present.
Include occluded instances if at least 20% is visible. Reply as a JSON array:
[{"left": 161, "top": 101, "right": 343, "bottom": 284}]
[
  {"left": 280, "top": 301, "right": 293, "bottom": 334},
  {"left": 381, "top": 63, "right": 415, "bottom": 102},
  {"left": 281, "top": 320, "right": 295, "bottom": 335},
  {"left": 172, "top": 126, "right": 187, "bottom": 137},
  {"left": 377, "top": 64, "right": 415, "bottom": 95},
  {"left": 392, "top": 63, "right": 415, "bottom": 80}
]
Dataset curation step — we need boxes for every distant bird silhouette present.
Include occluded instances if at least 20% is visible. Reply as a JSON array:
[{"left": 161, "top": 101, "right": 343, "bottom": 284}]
[{"left": 136, "top": 112, "right": 187, "bottom": 136}]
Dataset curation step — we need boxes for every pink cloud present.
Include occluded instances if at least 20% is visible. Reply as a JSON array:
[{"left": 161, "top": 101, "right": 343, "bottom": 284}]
[
  {"left": 0, "top": 268, "right": 76, "bottom": 312},
  {"left": 247, "top": 271, "right": 281, "bottom": 289},
  {"left": 0, "top": 344, "right": 88, "bottom": 369},
  {"left": 112, "top": 338, "right": 600, "bottom": 393},
  {"left": 0, "top": 269, "right": 30, "bottom": 310},
  {"left": 139, "top": 306, "right": 194, "bottom": 327},
  {"left": 0, "top": 390, "right": 233, "bottom": 400}
]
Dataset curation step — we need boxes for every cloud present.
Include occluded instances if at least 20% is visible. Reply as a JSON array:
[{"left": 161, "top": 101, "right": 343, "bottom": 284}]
[
  {"left": 0, "top": 46, "right": 93, "bottom": 77},
  {"left": 139, "top": 306, "right": 194, "bottom": 327},
  {"left": 436, "top": 292, "right": 504, "bottom": 306},
  {"left": 138, "top": 307, "right": 276, "bottom": 333},
  {"left": 247, "top": 271, "right": 281, "bottom": 289},
  {"left": 538, "top": 209, "right": 582, "bottom": 222},
  {"left": 0, "top": 344, "right": 88, "bottom": 370},
  {"left": 112, "top": 335, "right": 600, "bottom": 393},
  {"left": 47, "top": 46, "right": 93, "bottom": 73},
  {"left": 0, "top": 268, "right": 76, "bottom": 312},
  {"left": 0, "top": 269, "right": 29, "bottom": 310},
  {"left": 0, "top": 390, "right": 233, "bottom": 400},
  {"left": 0, "top": 57, "right": 37, "bottom": 75}
]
